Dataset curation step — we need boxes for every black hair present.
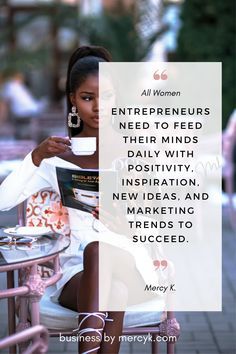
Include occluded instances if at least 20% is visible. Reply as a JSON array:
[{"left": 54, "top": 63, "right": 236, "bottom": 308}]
[{"left": 66, "top": 45, "right": 112, "bottom": 136}]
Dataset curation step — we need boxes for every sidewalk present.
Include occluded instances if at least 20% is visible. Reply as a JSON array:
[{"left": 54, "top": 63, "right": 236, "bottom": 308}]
[{"left": 0, "top": 206, "right": 235, "bottom": 353}]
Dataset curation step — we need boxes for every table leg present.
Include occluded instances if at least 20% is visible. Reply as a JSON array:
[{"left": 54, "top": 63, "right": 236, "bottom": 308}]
[
  {"left": 25, "top": 264, "right": 45, "bottom": 344},
  {"left": 17, "top": 296, "right": 31, "bottom": 353},
  {"left": 7, "top": 271, "right": 16, "bottom": 354},
  {"left": 30, "top": 298, "right": 40, "bottom": 327}
]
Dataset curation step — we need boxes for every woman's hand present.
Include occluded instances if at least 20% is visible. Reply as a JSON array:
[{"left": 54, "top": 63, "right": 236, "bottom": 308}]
[
  {"left": 32, "top": 136, "right": 71, "bottom": 166},
  {"left": 92, "top": 203, "right": 130, "bottom": 234},
  {"left": 92, "top": 206, "right": 99, "bottom": 220}
]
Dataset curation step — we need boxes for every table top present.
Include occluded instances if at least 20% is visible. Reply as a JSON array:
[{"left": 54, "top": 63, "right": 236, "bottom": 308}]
[{"left": 0, "top": 227, "right": 70, "bottom": 267}]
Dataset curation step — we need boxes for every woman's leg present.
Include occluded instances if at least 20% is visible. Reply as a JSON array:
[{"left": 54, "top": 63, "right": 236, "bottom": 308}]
[
  {"left": 59, "top": 241, "right": 155, "bottom": 353},
  {"left": 59, "top": 241, "right": 126, "bottom": 354},
  {"left": 98, "top": 312, "right": 124, "bottom": 354},
  {"left": 99, "top": 243, "right": 158, "bottom": 307},
  {"left": 98, "top": 280, "right": 128, "bottom": 354},
  {"left": 59, "top": 242, "right": 104, "bottom": 353}
]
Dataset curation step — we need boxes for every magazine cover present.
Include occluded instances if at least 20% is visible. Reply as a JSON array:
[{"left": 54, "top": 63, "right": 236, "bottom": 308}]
[
  {"left": 56, "top": 167, "right": 117, "bottom": 214},
  {"left": 56, "top": 167, "right": 99, "bottom": 213}
]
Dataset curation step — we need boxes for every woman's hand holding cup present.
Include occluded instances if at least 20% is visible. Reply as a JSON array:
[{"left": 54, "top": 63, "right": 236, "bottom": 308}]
[{"left": 32, "top": 136, "right": 71, "bottom": 166}]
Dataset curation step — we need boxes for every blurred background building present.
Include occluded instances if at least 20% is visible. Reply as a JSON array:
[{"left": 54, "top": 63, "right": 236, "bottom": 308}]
[
  {"left": 0, "top": 0, "right": 167, "bottom": 141},
  {"left": 0, "top": 0, "right": 234, "bottom": 142}
]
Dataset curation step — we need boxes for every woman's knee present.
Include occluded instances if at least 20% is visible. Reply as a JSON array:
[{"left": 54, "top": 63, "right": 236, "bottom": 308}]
[{"left": 83, "top": 241, "right": 99, "bottom": 270}]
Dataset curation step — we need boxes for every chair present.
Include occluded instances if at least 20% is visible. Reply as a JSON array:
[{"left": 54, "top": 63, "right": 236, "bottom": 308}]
[
  {"left": 18, "top": 190, "right": 180, "bottom": 354},
  {"left": 0, "top": 325, "right": 48, "bottom": 354}
]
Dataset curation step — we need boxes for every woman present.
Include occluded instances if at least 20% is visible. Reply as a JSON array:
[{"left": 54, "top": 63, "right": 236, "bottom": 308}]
[{"left": 0, "top": 46, "right": 159, "bottom": 354}]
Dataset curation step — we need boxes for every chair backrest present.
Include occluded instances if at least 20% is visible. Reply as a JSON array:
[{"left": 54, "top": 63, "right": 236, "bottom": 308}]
[{"left": 26, "top": 190, "right": 70, "bottom": 237}]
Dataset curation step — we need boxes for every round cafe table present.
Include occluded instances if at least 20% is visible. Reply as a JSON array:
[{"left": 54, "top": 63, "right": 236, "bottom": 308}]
[{"left": 0, "top": 227, "right": 70, "bottom": 354}]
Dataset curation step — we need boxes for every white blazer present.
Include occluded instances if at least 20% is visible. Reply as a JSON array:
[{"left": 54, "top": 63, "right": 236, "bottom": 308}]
[{"left": 0, "top": 153, "right": 159, "bottom": 303}]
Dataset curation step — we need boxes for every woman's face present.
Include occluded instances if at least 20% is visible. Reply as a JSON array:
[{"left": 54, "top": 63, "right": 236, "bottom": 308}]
[
  {"left": 70, "top": 74, "right": 99, "bottom": 133},
  {"left": 70, "top": 73, "right": 116, "bottom": 134}
]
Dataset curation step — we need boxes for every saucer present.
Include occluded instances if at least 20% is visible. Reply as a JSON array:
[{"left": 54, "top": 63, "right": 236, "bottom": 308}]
[
  {"left": 72, "top": 150, "right": 95, "bottom": 156},
  {"left": 4, "top": 226, "right": 52, "bottom": 238}
]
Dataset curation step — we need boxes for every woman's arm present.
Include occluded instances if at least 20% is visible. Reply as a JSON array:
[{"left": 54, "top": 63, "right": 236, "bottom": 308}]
[{"left": 0, "top": 136, "right": 70, "bottom": 211}]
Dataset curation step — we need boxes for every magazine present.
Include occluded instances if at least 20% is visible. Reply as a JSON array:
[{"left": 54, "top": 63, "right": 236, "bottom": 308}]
[{"left": 56, "top": 167, "right": 116, "bottom": 213}]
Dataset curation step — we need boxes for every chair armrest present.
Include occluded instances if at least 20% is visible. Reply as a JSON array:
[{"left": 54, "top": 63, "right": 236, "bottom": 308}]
[{"left": 0, "top": 325, "right": 48, "bottom": 354}]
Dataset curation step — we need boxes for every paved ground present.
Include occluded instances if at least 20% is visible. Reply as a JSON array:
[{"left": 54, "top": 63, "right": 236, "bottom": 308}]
[{"left": 0, "top": 206, "right": 235, "bottom": 354}]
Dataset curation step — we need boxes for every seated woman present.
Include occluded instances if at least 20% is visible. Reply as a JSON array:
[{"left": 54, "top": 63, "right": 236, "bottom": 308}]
[{"left": 0, "top": 46, "right": 159, "bottom": 354}]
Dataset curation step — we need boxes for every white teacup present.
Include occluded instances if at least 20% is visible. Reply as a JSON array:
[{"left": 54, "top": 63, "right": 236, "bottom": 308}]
[{"left": 71, "top": 137, "right": 96, "bottom": 156}]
